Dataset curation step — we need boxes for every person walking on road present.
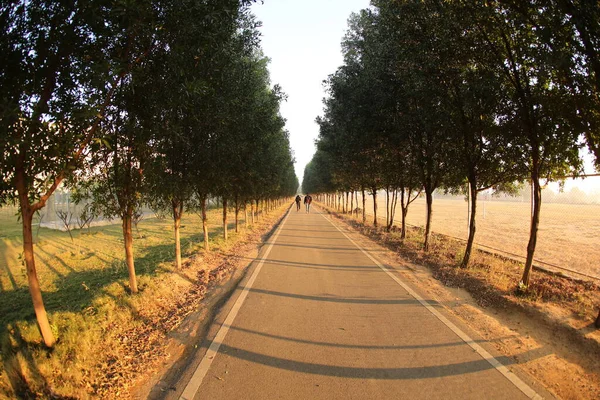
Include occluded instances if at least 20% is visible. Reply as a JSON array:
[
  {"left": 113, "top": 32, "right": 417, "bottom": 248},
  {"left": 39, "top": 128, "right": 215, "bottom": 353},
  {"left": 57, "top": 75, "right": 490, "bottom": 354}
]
[
  {"left": 295, "top": 195, "right": 302, "bottom": 211},
  {"left": 304, "top": 194, "right": 313, "bottom": 213}
]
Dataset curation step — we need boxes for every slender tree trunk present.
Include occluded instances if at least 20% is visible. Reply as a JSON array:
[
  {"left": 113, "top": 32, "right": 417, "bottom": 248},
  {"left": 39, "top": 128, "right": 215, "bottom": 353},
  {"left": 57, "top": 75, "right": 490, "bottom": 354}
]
[
  {"left": 355, "top": 191, "right": 359, "bottom": 217},
  {"left": 223, "top": 197, "right": 228, "bottom": 240},
  {"left": 21, "top": 204, "right": 56, "bottom": 347},
  {"left": 522, "top": 176, "right": 542, "bottom": 287},
  {"left": 244, "top": 203, "right": 248, "bottom": 228},
  {"left": 400, "top": 188, "right": 407, "bottom": 239},
  {"left": 172, "top": 199, "right": 183, "bottom": 269},
  {"left": 462, "top": 180, "right": 478, "bottom": 268},
  {"left": 372, "top": 188, "right": 378, "bottom": 227},
  {"left": 235, "top": 194, "right": 239, "bottom": 233},
  {"left": 255, "top": 199, "right": 259, "bottom": 221},
  {"left": 122, "top": 207, "right": 138, "bottom": 293},
  {"left": 424, "top": 188, "right": 433, "bottom": 252},
  {"left": 389, "top": 189, "right": 398, "bottom": 231},
  {"left": 361, "top": 187, "right": 366, "bottom": 224},
  {"left": 201, "top": 196, "right": 209, "bottom": 251},
  {"left": 350, "top": 191, "right": 354, "bottom": 217},
  {"left": 15, "top": 160, "right": 55, "bottom": 347},
  {"left": 385, "top": 187, "right": 390, "bottom": 230}
]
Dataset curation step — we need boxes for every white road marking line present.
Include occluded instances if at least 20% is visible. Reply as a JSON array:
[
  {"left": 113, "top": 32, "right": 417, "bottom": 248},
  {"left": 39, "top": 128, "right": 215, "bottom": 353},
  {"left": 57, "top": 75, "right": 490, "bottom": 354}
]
[
  {"left": 179, "top": 207, "right": 292, "bottom": 400},
  {"left": 316, "top": 207, "right": 543, "bottom": 400}
]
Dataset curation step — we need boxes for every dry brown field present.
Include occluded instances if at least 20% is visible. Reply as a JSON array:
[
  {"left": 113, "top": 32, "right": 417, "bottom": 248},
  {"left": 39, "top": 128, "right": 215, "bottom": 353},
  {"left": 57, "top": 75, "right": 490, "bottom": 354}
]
[{"left": 355, "top": 194, "right": 600, "bottom": 280}]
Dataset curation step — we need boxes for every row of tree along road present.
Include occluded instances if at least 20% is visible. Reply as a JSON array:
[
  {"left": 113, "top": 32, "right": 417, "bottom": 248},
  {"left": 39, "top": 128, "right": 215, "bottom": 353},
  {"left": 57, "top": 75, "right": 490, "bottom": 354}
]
[
  {"left": 302, "top": 0, "right": 600, "bottom": 327},
  {"left": 0, "top": 0, "right": 298, "bottom": 348}
]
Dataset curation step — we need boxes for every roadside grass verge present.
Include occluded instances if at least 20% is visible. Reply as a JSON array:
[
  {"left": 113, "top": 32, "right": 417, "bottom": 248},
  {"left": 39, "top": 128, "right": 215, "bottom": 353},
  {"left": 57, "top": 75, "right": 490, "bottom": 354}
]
[{"left": 0, "top": 204, "right": 290, "bottom": 398}]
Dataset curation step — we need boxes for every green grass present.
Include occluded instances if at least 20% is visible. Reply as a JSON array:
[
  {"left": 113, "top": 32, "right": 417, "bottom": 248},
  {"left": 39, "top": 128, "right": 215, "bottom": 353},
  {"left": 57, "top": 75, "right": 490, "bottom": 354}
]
[{"left": 0, "top": 204, "right": 266, "bottom": 398}]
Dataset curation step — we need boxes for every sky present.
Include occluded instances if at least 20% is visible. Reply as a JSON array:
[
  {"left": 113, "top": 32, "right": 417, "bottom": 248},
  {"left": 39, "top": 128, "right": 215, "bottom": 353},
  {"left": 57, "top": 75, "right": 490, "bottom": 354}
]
[
  {"left": 250, "top": 0, "right": 600, "bottom": 195},
  {"left": 251, "top": 0, "right": 371, "bottom": 184}
]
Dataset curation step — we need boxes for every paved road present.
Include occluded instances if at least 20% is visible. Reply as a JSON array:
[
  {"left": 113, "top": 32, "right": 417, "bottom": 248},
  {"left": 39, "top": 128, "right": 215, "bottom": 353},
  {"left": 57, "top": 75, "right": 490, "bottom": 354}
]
[{"left": 177, "top": 206, "right": 547, "bottom": 400}]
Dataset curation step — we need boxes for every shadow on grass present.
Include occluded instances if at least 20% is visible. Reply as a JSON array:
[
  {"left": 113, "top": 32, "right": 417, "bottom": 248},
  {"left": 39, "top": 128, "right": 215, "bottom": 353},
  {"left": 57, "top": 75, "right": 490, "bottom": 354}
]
[
  {"left": 0, "top": 232, "right": 199, "bottom": 397},
  {"left": 0, "top": 208, "right": 281, "bottom": 397}
]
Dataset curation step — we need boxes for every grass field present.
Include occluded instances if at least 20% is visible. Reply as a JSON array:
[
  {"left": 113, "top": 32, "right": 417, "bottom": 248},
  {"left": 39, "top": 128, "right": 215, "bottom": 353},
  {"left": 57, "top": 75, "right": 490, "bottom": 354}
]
[
  {"left": 0, "top": 203, "right": 274, "bottom": 398},
  {"left": 355, "top": 194, "right": 600, "bottom": 280},
  {"left": 0, "top": 206, "right": 239, "bottom": 294}
]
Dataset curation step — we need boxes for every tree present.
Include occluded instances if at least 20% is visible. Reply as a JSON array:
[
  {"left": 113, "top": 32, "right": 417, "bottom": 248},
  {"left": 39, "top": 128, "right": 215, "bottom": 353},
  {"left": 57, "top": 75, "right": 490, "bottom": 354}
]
[
  {"left": 144, "top": 0, "right": 250, "bottom": 266},
  {"left": 467, "top": 0, "right": 584, "bottom": 287},
  {"left": 0, "top": 0, "right": 163, "bottom": 347}
]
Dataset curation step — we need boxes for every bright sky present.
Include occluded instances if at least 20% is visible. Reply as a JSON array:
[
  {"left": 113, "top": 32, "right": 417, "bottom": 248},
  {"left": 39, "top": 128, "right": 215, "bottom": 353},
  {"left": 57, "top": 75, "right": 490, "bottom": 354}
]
[
  {"left": 251, "top": 0, "right": 371, "bottom": 184},
  {"left": 251, "top": 0, "right": 600, "bottom": 197}
]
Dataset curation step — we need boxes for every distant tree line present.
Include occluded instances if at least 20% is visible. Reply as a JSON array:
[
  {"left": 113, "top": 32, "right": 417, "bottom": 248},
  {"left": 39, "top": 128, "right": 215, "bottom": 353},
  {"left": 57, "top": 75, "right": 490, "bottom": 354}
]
[
  {"left": 0, "top": 0, "right": 298, "bottom": 347},
  {"left": 303, "top": 0, "right": 600, "bottom": 325}
]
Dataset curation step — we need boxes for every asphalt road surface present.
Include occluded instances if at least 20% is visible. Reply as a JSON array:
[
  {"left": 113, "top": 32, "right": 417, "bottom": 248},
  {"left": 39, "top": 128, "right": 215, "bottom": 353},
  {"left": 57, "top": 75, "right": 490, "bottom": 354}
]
[{"left": 176, "top": 205, "right": 548, "bottom": 400}]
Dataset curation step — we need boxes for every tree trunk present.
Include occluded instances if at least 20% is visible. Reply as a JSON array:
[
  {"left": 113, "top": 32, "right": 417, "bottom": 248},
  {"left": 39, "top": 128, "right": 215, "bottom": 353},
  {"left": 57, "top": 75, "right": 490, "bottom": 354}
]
[
  {"left": 385, "top": 187, "right": 390, "bottom": 230},
  {"left": 400, "top": 188, "right": 408, "bottom": 239},
  {"left": 345, "top": 192, "right": 349, "bottom": 213},
  {"left": 122, "top": 208, "right": 138, "bottom": 293},
  {"left": 424, "top": 188, "right": 433, "bottom": 252},
  {"left": 361, "top": 188, "right": 366, "bottom": 224},
  {"left": 255, "top": 199, "right": 259, "bottom": 221},
  {"left": 522, "top": 177, "right": 542, "bottom": 287},
  {"left": 462, "top": 181, "right": 478, "bottom": 268},
  {"left": 21, "top": 205, "right": 56, "bottom": 347},
  {"left": 223, "top": 197, "right": 228, "bottom": 240},
  {"left": 235, "top": 195, "right": 239, "bottom": 233},
  {"left": 201, "top": 196, "right": 209, "bottom": 251},
  {"left": 244, "top": 203, "right": 248, "bottom": 228},
  {"left": 372, "top": 188, "right": 378, "bottom": 227},
  {"left": 388, "top": 189, "right": 398, "bottom": 231},
  {"left": 350, "top": 191, "right": 354, "bottom": 217},
  {"left": 172, "top": 199, "right": 183, "bottom": 269}
]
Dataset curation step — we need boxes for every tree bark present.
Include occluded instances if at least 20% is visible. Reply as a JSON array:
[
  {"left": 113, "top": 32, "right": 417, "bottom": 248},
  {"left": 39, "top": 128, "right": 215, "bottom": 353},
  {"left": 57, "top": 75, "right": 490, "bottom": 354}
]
[
  {"left": 462, "top": 180, "right": 478, "bottom": 268},
  {"left": 15, "top": 162, "right": 55, "bottom": 347},
  {"left": 361, "top": 188, "right": 366, "bottom": 224},
  {"left": 372, "top": 188, "right": 378, "bottom": 227},
  {"left": 385, "top": 187, "right": 390, "bottom": 230},
  {"left": 201, "top": 196, "right": 209, "bottom": 251},
  {"left": 172, "top": 199, "right": 183, "bottom": 269},
  {"left": 122, "top": 208, "right": 138, "bottom": 293},
  {"left": 400, "top": 188, "right": 408, "bottom": 239},
  {"left": 22, "top": 205, "right": 56, "bottom": 347},
  {"left": 522, "top": 177, "right": 542, "bottom": 287},
  {"left": 255, "top": 199, "right": 259, "bottom": 221},
  {"left": 346, "top": 192, "right": 350, "bottom": 213},
  {"left": 223, "top": 197, "right": 228, "bottom": 240},
  {"left": 424, "top": 189, "right": 433, "bottom": 252},
  {"left": 244, "top": 203, "right": 248, "bottom": 228},
  {"left": 235, "top": 195, "right": 239, "bottom": 233},
  {"left": 388, "top": 189, "right": 398, "bottom": 232},
  {"left": 350, "top": 191, "right": 354, "bottom": 217}
]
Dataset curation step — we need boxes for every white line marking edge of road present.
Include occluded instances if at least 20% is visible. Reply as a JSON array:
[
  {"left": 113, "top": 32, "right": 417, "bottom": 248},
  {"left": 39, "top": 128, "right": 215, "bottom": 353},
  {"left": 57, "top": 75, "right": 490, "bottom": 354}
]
[
  {"left": 316, "top": 207, "right": 543, "bottom": 400},
  {"left": 179, "top": 207, "right": 292, "bottom": 400}
]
